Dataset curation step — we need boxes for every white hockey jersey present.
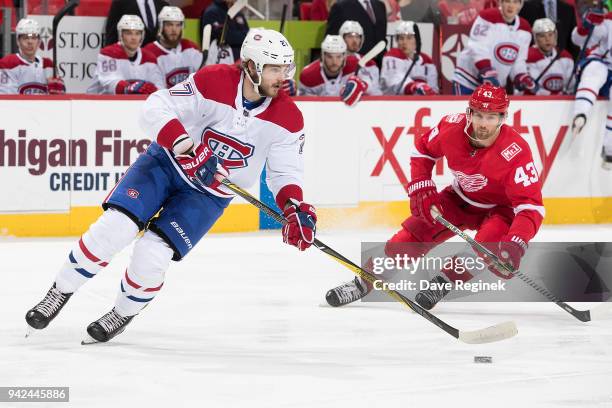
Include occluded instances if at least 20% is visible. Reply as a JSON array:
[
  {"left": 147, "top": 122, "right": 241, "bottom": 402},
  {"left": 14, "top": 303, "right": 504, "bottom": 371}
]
[
  {"left": 0, "top": 54, "right": 53, "bottom": 94},
  {"left": 454, "top": 8, "right": 532, "bottom": 89},
  {"left": 88, "top": 43, "right": 164, "bottom": 94},
  {"left": 572, "top": 16, "right": 612, "bottom": 67},
  {"left": 143, "top": 39, "right": 203, "bottom": 89},
  {"left": 298, "top": 55, "right": 381, "bottom": 96},
  {"left": 516, "top": 47, "right": 574, "bottom": 95},
  {"left": 380, "top": 48, "right": 439, "bottom": 94},
  {"left": 140, "top": 64, "right": 305, "bottom": 204}
]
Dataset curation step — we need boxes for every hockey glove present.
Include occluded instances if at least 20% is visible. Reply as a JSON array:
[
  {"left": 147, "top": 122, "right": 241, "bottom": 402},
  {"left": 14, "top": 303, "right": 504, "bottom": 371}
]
[
  {"left": 405, "top": 81, "right": 435, "bottom": 96},
  {"left": 582, "top": 8, "right": 605, "bottom": 31},
  {"left": 282, "top": 199, "right": 317, "bottom": 251},
  {"left": 477, "top": 66, "right": 500, "bottom": 87},
  {"left": 340, "top": 75, "right": 368, "bottom": 107},
  {"left": 407, "top": 178, "right": 442, "bottom": 225},
  {"left": 175, "top": 143, "right": 229, "bottom": 189},
  {"left": 47, "top": 76, "right": 66, "bottom": 95},
  {"left": 282, "top": 79, "right": 297, "bottom": 96},
  {"left": 117, "top": 80, "right": 158, "bottom": 95},
  {"left": 514, "top": 73, "right": 539, "bottom": 94},
  {"left": 487, "top": 235, "right": 527, "bottom": 278}
]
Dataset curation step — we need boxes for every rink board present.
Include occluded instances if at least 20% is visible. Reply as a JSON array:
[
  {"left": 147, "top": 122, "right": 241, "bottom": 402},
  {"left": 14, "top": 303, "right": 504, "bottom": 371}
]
[{"left": 0, "top": 95, "right": 610, "bottom": 236}]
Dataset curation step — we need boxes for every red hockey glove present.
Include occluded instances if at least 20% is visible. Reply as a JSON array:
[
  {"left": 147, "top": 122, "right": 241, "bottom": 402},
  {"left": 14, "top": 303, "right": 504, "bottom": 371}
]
[
  {"left": 175, "top": 143, "right": 229, "bottom": 188},
  {"left": 340, "top": 75, "right": 368, "bottom": 107},
  {"left": 282, "top": 79, "right": 296, "bottom": 96},
  {"left": 405, "top": 81, "right": 435, "bottom": 96},
  {"left": 477, "top": 66, "right": 500, "bottom": 87},
  {"left": 407, "top": 178, "right": 442, "bottom": 225},
  {"left": 514, "top": 73, "right": 539, "bottom": 94},
  {"left": 117, "top": 80, "right": 158, "bottom": 95},
  {"left": 497, "top": 235, "right": 527, "bottom": 270},
  {"left": 282, "top": 199, "right": 317, "bottom": 251},
  {"left": 583, "top": 8, "right": 605, "bottom": 30},
  {"left": 47, "top": 76, "right": 66, "bottom": 95}
]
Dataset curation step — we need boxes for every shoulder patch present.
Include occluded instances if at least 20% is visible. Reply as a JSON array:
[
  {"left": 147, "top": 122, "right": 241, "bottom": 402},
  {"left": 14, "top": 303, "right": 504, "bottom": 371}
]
[
  {"left": 140, "top": 48, "right": 158, "bottom": 64},
  {"left": 343, "top": 55, "right": 359, "bottom": 75},
  {"left": 385, "top": 48, "right": 408, "bottom": 60},
  {"left": 479, "top": 8, "right": 504, "bottom": 24},
  {"left": 193, "top": 64, "right": 240, "bottom": 108},
  {"left": 100, "top": 43, "right": 129, "bottom": 60},
  {"left": 518, "top": 17, "right": 532, "bottom": 33},
  {"left": 1, "top": 54, "right": 27, "bottom": 69},
  {"left": 181, "top": 39, "right": 199, "bottom": 50},
  {"left": 527, "top": 47, "right": 544, "bottom": 63},
  {"left": 299, "top": 61, "right": 324, "bottom": 87},
  {"left": 501, "top": 142, "right": 523, "bottom": 162},
  {"left": 256, "top": 92, "right": 304, "bottom": 134}
]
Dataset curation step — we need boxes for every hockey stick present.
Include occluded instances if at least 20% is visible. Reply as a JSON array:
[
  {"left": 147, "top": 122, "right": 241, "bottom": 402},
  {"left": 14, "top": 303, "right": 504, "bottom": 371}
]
[
  {"left": 533, "top": 49, "right": 561, "bottom": 87},
  {"left": 217, "top": 177, "right": 518, "bottom": 344},
  {"left": 396, "top": 22, "right": 421, "bottom": 95},
  {"left": 52, "top": 0, "right": 79, "bottom": 77},
  {"left": 216, "top": 0, "right": 248, "bottom": 64},
  {"left": 200, "top": 24, "right": 212, "bottom": 68},
  {"left": 279, "top": 4, "right": 288, "bottom": 34},
  {"left": 355, "top": 40, "right": 386, "bottom": 75},
  {"left": 432, "top": 210, "right": 611, "bottom": 322}
]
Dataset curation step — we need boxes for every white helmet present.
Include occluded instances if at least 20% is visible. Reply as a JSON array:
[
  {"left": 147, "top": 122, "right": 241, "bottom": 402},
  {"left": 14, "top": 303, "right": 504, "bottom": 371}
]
[
  {"left": 532, "top": 17, "right": 556, "bottom": 35},
  {"left": 117, "top": 14, "right": 145, "bottom": 47},
  {"left": 339, "top": 20, "right": 363, "bottom": 37},
  {"left": 321, "top": 35, "right": 347, "bottom": 54},
  {"left": 395, "top": 20, "right": 416, "bottom": 36},
  {"left": 240, "top": 28, "right": 295, "bottom": 94},
  {"left": 158, "top": 6, "right": 184, "bottom": 36},
  {"left": 16, "top": 18, "right": 41, "bottom": 37}
]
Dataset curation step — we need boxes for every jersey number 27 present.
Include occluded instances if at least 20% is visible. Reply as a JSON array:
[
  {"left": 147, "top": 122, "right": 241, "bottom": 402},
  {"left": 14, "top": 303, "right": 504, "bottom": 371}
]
[{"left": 514, "top": 162, "right": 539, "bottom": 187}]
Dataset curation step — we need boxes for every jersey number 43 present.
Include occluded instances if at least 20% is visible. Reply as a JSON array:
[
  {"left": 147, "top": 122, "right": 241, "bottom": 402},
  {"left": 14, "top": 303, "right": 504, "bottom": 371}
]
[{"left": 514, "top": 162, "right": 539, "bottom": 187}]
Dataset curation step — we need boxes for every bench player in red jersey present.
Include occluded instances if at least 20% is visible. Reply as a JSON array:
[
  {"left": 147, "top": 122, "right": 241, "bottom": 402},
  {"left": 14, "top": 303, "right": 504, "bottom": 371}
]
[{"left": 326, "top": 84, "right": 545, "bottom": 309}]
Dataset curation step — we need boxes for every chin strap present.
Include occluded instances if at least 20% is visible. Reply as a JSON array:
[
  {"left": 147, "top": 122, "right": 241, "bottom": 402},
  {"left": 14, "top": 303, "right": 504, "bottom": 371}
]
[{"left": 243, "top": 68, "right": 262, "bottom": 97}]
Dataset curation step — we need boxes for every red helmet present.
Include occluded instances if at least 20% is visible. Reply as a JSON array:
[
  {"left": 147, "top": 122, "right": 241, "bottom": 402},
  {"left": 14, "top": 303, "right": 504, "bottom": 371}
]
[{"left": 468, "top": 85, "right": 509, "bottom": 113}]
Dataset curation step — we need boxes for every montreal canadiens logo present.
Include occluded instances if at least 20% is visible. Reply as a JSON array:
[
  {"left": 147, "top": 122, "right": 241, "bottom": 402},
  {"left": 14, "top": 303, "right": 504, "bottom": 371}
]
[
  {"left": 202, "top": 128, "right": 254, "bottom": 168},
  {"left": 543, "top": 75, "right": 563, "bottom": 93},
  {"left": 19, "top": 83, "right": 48, "bottom": 95},
  {"left": 494, "top": 43, "right": 519, "bottom": 65},
  {"left": 127, "top": 188, "right": 140, "bottom": 199},
  {"left": 166, "top": 67, "right": 190, "bottom": 88},
  {"left": 452, "top": 170, "right": 488, "bottom": 192}
]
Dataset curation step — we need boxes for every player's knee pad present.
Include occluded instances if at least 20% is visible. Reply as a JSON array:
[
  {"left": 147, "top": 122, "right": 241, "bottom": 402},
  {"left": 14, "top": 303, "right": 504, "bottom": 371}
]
[
  {"left": 125, "top": 230, "right": 174, "bottom": 289},
  {"left": 576, "top": 60, "right": 608, "bottom": 98},
  {"left": 83, "top": 208, "right": 139, "bottom": 261}
]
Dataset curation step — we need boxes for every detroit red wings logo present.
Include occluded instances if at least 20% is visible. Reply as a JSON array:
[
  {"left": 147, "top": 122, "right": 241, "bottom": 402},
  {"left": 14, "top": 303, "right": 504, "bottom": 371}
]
[
  {"left": 494, "top": 43, "right": 519, "bottom": 65},
  {"left": 452, "top": 170, "right": 488, "bottom": 192},
  {"left": 202, "top": 128, "right": 254, "bottom": 168}
]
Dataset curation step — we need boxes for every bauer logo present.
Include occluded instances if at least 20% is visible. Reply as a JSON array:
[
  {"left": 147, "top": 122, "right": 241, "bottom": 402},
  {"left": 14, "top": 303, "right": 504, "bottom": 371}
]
[
  {"left": 501, "top": 142, "right": 522, "bottom": 161},
  {"left": 127, "top": 188, "right": 139, "bottom": 199},
  {"left": 202, "top": 128, "right": 254, "bottom": 169},
  {"left": 494, "top": 43, "right": 519, "bottom": 65}
]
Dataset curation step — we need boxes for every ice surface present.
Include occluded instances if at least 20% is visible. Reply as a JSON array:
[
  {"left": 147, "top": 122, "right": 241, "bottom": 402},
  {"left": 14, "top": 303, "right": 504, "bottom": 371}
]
[{"left": 1, "top": 226, "right": 611, "bottom": 408}]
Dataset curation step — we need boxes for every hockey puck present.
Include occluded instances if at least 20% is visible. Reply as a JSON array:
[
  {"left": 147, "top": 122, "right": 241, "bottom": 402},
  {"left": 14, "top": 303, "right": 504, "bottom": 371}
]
[{"left": 474, "top": 356, "right": 492, "bottom": 364}]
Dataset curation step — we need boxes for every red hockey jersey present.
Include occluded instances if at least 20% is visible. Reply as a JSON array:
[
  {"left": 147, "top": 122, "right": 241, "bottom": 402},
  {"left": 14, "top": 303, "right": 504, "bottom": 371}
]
[{"left": 411, "top": 113, "right": 545, "bottom": 242}]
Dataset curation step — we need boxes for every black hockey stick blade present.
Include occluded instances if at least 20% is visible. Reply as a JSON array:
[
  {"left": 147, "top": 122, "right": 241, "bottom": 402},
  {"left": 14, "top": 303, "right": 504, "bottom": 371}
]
[
  {"left": 432, "top": 209, "right": 608, "bottom": 322},
  {"left": 52, "top": 0, "right": 79, "bottom": 77},
  {"left": 218, "top": 177, "right": 518, "bottom": 344}
]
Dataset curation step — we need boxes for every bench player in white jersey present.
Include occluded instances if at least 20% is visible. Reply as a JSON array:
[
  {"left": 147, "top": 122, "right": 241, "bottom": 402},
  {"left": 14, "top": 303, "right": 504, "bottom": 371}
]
[
  {"left": 25, "top": 28, "right": 317, "bottom": 343},
  {"left": 339, "top": 20, "right": 381, "bottom": 94},
  {"left": 0, "top": 18, "right": 65, "bottom": 95},
  {"left": 570, "top": 8, "right": 612, "bottom": 168},
  {"left": 143, "top": 6, "right": 203, "bottom": 89},
  {"left": 380, "top": 20, "right": 438, "bottom": 95},
  {"left": 88, "top": 15, "right": 164, "bottom": 94},
  {"left": 298, "top": 35, "right": 379, "bottom": 106},
  {"left": 517, "top": 18, "right": 573, "bottom": 96},
  {"left": 452, "top": 0, "right": 536, "bottom": 95}
]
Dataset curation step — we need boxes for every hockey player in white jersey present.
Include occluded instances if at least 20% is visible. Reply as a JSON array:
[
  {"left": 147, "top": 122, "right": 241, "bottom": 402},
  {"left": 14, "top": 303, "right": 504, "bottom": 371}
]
[
  {"left": 570, "top": 8, "right": 612, "bottom": 168},
  {"left": 88, "top": 15, "right": 164, "bottom": 94},
  {"left": 25, "top": 28, "right": 317, "bottom": 343},
  {"left": 380, "top": 20, "right": 438, "bottom": 95},
  {"left": 517, "top": 18, "right": 573, "bottom": 96},
  {"left": 339, "top": 20, "right": 381, "bottom": 96},
  {"left": 143, "top": 6, "right": 203, "bottom": 89},
  {"left": 0, "top": 18, "right": 65, "bottom": 94},
  {"left": 298, "top": 35, "right": 380, "bottom": 106},
  {"left": 452, "top": 0, "right": 535, "bottom": 95}
]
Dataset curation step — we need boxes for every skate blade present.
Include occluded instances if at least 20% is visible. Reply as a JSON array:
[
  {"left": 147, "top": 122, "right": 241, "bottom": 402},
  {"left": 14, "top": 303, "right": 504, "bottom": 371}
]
[
  {"left": 81, "top": 334, "right": 100, "bottom": 345},
  {"left": 25, "top": 325, "right": 36, "bottom": 338}
]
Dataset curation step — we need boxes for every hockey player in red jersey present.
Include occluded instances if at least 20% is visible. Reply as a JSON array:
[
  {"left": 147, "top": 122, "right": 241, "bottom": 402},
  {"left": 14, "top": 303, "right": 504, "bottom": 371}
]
[
  {"left": 25, "top": 28, "right": 316, "bottom": 344},
  {"left": 326, "top": 85, "right": 545, "bottom": 309},
  {"left": 0, "top": 18, "right": 65, "bottom": 95}
]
